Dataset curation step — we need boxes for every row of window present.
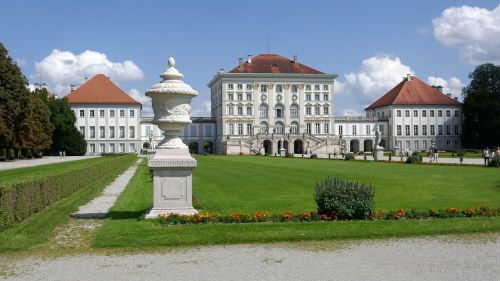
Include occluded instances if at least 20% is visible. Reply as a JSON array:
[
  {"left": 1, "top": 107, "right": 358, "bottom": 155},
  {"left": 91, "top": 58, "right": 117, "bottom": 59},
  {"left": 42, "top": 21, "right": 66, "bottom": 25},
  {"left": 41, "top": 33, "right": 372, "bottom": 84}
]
[
  {"left": 226, "top": 92, "right": 330, "bottom": 102},
  {"left": 337, "top": 125, "right": 384, "bottom": 136},
  {"left": 398, "top": 139, "right": 460, "bottom": 150},
  {"left": 80, "top": 126, "right": 136, "bottom": 139},
  {"left": 227, "top": 83, "right": 330, "bottom": 93},
  {"left": 396, "top": 124, "right": 459, "bottom": 136},
  {"left": 88, "top": 143, "right": 136, "bottom": 154},
  {"left": 396, "top": 109, "right": 459, "bottom": 118},
  {"left": 227, "top": 121, "right": 330, "bottom": 135},
  {"left": 228, "top": 105, "right": 330, "bottom": 117},
  {"left": 77, "top": 109, "right": 136, "bottom": 118},
  {"left": 227, "top": 93, "right": 253, "bottom": 101}
]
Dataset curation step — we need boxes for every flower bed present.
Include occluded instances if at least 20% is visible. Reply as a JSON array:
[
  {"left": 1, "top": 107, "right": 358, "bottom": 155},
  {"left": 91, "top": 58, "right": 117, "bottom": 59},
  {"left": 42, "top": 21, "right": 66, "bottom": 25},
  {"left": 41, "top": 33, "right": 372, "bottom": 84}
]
[{"left": 158, "top": 206, "right": 500, "bottom": 226}]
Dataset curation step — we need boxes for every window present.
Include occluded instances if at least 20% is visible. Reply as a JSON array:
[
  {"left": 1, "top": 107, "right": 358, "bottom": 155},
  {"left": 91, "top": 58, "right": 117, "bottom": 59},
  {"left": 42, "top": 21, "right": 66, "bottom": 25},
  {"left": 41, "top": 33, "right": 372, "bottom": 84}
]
[
  {"left": 314, "top": 94, "right": 320, "bottom": 101},
  {"left": 291, "top": 122, "right": 299, "bottom": 134},
  {"left": 414, "top": 141, "right": 419, "bottom": 150},
  {"left": 90, "top": 126, "right": 95, "bottom": 138},
  {"left": 306, "top": 94, "right": 311, "bottom": 101},
  {"left": 99, "top": 126, "right": 105, "bottom": 138},
  {"left": 423, "top": 140, "right": 428, "bottom": 149},
  {"left": 306, "top": 123, "right": 312, "bottom": 134},
  {"left": 119, "top": 126, "right": 125, "bottom": 138},
  {"left": 454, "top": 110, "right": 459, "bottom": 117},
  {"left": 237, "top": 84, "right": 243, "bottom": 90},
  {"left": 259, "top": 104, "right": 268, "bottom": 118},
  {"left": 129, "top": 126, "right": 135, "bottom": 138},
  {"left": 275, "top": 122, "right": 284, "bottom": 134},
  {"left": 414, "top": 125, "right": 418, "bottom": 136},
  {"left": 455, "top": 125, "right": 459, "bottom": 135},
  {"left": 260, "top": 122, "right": 268, "bottom": 134},
  {"left": 446, "top": 125, "right": 451, "bottom": 135},
  {"left": 405, "top": 110, "right": 410, "bottom": 117},
  {"left": 99, "top": 110, "right": 105, "bottom": 118},
  {"left": 109, "top": 126, "right": 115, "bottom": 138},
  {"left": 119, "top": 110, "right": 125, "bottom": 118},
  {"left": 90, "top": 144, "right": 95, "bottom": 154},
  {"left": 291, "top": 85, "right": 298, "bottom": 93},
  {"left": 119, "top": 143, "right": 125, "bottom": 153},
  {"left": 276, "top": 85, "right": 283, "bottom": 93},
  {"left": 246, "top": 106, "right": 252, "bottom": 115},
  {"left": 246, "top": 93, "right": 252, "bottom": 100},
  {"left": 99, "top": 143, "right": 105, "bottom": 153},
  {"left": 228, "top": 84, "right": 233, "bottom": 90},
  {"left": 306, "top": 85, "right": 311, "bottom": 91},
  {"left": 306, "top": 106, "right": 311, "bottom": 115},
  {"left": 446, "top": 110, "right": 451, "bottom": 117},
  {"left": 246, "top": 123, "right": 252, "bottom": 135},
  {"left": 323, "top": 107, "right": 329, "bottom": 115},
  {"left": 79, "top": 110, "right": 84, "bottom": 118},
  {"left": 379, "top": 125, "right": 384, "bottom": 134},
  {"left": 430, "top": 110, "right": 435, "bottom": 117},
  {"left": 260, "top": 85, "right": 267, "bottom": 92},
  {"left": 314, "top": 85, "right": 320, "bottom": 91},
  {"left": 238, "top": 123, "right": 243, "bottom": 135},
  {"left": 438, "top": 110, "right": 443, "bottom": 117},
  {"left": 422, "top": 125, "right": 427, "bottom": 136},
  {"left": 324, "top": 123, "right": 329, "bottom": 134},
  {"left": 237, "top": 93, "right": 242, "bottom": 101},
  {"left": 275, "top": 105, "right": 284, "bottom": 118},
  {"left": 228, "top": 93, "right": 234, "bottom": 101},
  {"left": 129, "top": 143, "right": 135, "bottom": 153},
  {"left": 352, "top": 125, "right": 357, "bottom": 135},
  {"left": 438, "top": 125, "right": 443, "bottom": 135},
  {"left": 414, "top": 110, "right": 418, "bottom": 117},
  {"left": 314, "top": 106, "right": 320, "bottom": 115},
  {"left": 397, "top": 110, "right": 401, "bottom": 117},
  {"left": 129, "top": 110, "right": 135, "bottom": 118},
  {"left": 405, "top": 125, "right": 410, "bottom": 136},
  {"left": 315, "top": 123, "right": 321, "bottom": 134},
  {"left": 422, "top": 110, "right": 427, "bottom": 117},
  {"left": 338, "top": 125, "right": 343, "bottom": 135},
  {"left": 79, "top": 126, "right": 85, "bottom": 137},
  {"left": 323, "top": 85, "right": 329, "bottom": 91},
  {"left": 290, "top": 105, "right": 298, "bottom": 118},
  {"left": 323, "top": 94, "right": 328, "bottom": 101},
  {"left": 430, "top": 125, "right": 435, "bottom": 135},
  {"left": 246, "top": 84, "right": 252, "bottom": 90},
  {"left": 406, "top": 140, "right": 411, "bottom": 150},
  {"left": 237, "top": 107, "right": 243, "bottom": 115},
  {"left": 397, "top": 125, "right": 402, "bottom": 136},
  {"left": 109, "top": 143, "right": 115, "bottom": 153},
  {"left": 229, "top": 124, "right": 234, "bottom": 135},
  {"left": 90, "top": 110, "right": 95, "bottom": 117},
  {"left": 110, "top": 110, "right": 115, "bottom": 117},
  {"left": 366, "top": 125, "right": 371, "bottom": 135},
  {"left": 228, "top": 106, "right": 234, "bottom": 115}
]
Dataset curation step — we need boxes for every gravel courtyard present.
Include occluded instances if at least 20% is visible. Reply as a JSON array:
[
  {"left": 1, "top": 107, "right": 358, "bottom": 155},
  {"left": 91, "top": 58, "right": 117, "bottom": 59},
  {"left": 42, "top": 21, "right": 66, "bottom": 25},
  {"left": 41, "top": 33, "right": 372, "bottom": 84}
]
[{"left": 2, "top": 234, "right": 499, "bottom": 281}]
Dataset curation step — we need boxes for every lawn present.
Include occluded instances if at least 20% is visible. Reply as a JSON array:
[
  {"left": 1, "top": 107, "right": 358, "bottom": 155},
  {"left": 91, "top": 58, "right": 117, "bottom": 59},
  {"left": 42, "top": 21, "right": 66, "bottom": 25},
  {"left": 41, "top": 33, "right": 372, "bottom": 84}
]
[{"left": 92, "top": 156, "right": 500, "bottom": 249}]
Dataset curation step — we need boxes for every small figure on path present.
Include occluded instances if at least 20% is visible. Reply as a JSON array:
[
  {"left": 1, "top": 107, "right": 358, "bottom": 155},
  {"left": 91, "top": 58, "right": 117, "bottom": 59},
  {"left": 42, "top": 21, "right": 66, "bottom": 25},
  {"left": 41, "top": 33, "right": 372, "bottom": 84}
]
[
  {"left": 434, "top": 147, "right": 439, "bottom": 162},
  {"left": 59, "top": 151, "right": 62, "bottom": 158},
  {"left": 483, "top": 147, "right": 490, "bottom": 166}
]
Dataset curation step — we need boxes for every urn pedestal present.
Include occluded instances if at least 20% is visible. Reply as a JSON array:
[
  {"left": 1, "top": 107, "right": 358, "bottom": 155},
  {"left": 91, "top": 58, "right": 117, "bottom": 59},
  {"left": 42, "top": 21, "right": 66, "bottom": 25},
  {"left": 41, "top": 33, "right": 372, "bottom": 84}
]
[{"left": 374, "top": 149, "right": 384, "bottom": 161}]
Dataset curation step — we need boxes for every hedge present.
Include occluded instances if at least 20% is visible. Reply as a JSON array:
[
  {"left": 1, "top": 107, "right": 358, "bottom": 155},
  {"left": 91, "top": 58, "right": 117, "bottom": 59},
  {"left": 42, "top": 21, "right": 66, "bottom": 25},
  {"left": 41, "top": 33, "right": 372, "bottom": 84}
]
[{"left": 0, "top": 154, "right": 137, "bottom": 230}]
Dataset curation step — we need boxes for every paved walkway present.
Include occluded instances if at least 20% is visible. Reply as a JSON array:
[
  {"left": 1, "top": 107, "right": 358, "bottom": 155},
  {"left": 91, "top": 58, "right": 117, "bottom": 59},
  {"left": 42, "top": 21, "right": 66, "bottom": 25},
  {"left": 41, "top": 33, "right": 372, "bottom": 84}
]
[
  {"left": 2, "top": 234, "right": 499, "bottom": 281},
  {"left": 71, "top": 159, "right": 142, "bottom": 219},
  {"left": 293, "top": 154, "right": 484, "bottom": 165},
  {"left": 0, "top": 156, "right": 99, "bottom": 171}
]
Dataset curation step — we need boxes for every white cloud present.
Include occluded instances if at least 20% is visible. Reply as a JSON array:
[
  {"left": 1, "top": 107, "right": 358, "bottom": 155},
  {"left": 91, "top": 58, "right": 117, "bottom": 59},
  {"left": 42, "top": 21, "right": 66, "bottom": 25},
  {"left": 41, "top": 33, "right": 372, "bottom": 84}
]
[
  {"left": 427, "top": 76, "right": 463, "bottom": 98},
  {"left": 128, "top": 88, "right": 152, "bottom": 117},
  {"left": 417, "top": 25, "right": 430, "bottom": 35},
  {"left": 433, "top": 4, "right": 500, "bottom": 64},
  {"left": 31, "top": 49, "right": 144, "bottom": 96},
  {"left": 191, "top": 100, "right": 212, "bottom": 117},
  {"left": 337, "top": 54, "right": 414, "bottom": 105}
]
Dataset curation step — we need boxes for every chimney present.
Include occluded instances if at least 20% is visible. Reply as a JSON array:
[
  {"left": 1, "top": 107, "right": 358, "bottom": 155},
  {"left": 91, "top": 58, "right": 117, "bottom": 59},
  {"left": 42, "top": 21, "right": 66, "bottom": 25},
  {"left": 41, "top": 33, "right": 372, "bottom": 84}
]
[
  {"left": 218, "top": 68, "right": 224, "bottom": 74},
  {"left": 239, "top": 58, "right": 244, "bottom": 68},
  {"left": 407, "top": 74, "right": 411, "bottom": 81},
  {"left": 247, "top": 55, "right": 252, "bottom": 64},
  {"left": 70, "top": 85, "right": 76, "bottom": 92},
  {"left": 454, "top": 97, "right": 458, "bottom": 101},
  {"left": 293, "top": 55, "right": 298, "bottom": 63},
  {"left": 436, "top": 86, "right": 443, "bottom": 93},
  {"left": 446, "top": 93, "right": 452, "bottom": 98}
]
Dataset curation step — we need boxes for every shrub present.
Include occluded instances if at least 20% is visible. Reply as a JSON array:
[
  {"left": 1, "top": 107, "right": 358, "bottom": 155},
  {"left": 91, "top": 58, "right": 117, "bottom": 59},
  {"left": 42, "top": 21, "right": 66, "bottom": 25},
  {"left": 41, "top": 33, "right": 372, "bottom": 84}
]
[
  {"left": 314, "top": 175, "right": 375, "bottom": 220},
  {"left": 344, "top": 153, "right": 355, "bottom": 160},
  {"left": 0, "top": 155, "right": 137, "bottom": 230},
  {"left": 310, "top": 154, "right": 318, "bottom": 159},
  {"left": 406, "top": 151, "right": 423, "bottom": 164},
  {"left": 488, "top": 155, "right": 500, "bottom": 167}
]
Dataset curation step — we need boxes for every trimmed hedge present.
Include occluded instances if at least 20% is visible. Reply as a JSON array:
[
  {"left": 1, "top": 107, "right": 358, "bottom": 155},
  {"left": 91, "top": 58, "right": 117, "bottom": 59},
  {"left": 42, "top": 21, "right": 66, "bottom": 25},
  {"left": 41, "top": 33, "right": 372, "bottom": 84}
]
[{"left": 0, "top": 155, "right": 137, "bottom": 230}]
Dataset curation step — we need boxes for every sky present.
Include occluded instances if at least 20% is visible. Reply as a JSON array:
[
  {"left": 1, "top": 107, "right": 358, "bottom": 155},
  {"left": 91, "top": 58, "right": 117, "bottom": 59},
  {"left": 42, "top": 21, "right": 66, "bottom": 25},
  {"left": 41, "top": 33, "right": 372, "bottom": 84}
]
[{"left": 1, "top": 0, "right": 499, "bottom": 117}]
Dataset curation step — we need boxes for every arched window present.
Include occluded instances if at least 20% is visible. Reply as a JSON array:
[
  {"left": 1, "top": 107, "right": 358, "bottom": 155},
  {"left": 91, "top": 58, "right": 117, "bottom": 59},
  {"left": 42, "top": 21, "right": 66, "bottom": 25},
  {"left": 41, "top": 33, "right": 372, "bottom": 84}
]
[
  {"left": 290, "top": 104, "right": 298, "bottom": 118},
  {"left": 275, "top": 104, "right": 284, "bottom": 118},
  {"left": 259, "top": 104, "right": 268, "bottom": 118},
  {"left": 291, "top": 121, "right": 299, "bottom": 134},
  {"left": 275, "top": 122, "right": 284, "bottom": 134},
  {"left": 260, "top": 121, "right": 268, "bottom": 134},
  {"left": 276, "top": 84, "right": 283, "bottom": 93}
]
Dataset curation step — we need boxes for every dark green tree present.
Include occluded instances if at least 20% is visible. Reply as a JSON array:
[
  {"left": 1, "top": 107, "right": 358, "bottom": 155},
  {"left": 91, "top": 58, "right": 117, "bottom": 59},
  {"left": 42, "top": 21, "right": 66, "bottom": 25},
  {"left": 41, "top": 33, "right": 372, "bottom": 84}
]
[
  {"left": 41, "top": 91, "right": 86, "bottom": 155},
  {"left": 462, "top": 63, "right": 500, "bottom": 148}
]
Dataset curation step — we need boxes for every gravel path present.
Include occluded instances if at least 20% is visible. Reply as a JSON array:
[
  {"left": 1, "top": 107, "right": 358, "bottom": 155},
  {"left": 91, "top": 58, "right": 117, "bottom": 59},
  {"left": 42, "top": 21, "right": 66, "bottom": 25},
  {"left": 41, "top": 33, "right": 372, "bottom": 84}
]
[
  {"left": 0, "top": 156, "right": 99, "bottom": 171},
  {"left": 2, "top": 235, "right": 499, "bottom": 281}
]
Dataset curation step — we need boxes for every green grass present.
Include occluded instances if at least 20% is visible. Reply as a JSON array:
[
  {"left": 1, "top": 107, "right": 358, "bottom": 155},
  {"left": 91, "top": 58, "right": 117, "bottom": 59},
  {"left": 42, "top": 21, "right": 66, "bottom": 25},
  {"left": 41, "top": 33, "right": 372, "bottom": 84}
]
[
  {"left": 194, "top": 156, "right": 500, "bottom": 213},
  {"left": 0, "top": 157, "right": 139, "bottom": 252},
  {"left": 92, "top": 157, "right": 500, "bottom": 249}
]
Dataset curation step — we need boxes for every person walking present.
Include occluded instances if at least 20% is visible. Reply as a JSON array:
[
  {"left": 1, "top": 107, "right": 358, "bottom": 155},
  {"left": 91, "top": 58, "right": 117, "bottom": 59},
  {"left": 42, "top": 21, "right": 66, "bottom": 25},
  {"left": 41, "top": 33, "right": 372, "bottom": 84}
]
[{"left": 483, "top": 147, "right": 490, "bottom": 166}]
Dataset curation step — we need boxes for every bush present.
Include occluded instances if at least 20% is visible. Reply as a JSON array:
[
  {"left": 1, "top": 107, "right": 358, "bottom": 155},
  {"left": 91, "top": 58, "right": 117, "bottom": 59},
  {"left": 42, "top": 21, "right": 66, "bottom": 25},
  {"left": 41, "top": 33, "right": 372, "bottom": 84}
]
[
  {"left": 488, "top": 155, "right": 500, "bottom": 167},
  {"left": 345, "top": 153, "right": 355, "bottom": 160},
  {"left": 406, "top": 151, "right": 423, "bottom": 164},
  {"left": 314, "top": 175, "right": 375, "bottom": 220},
  {"left": 0, "top": 155, "right": 137, "bottom": 230},
  {"left": 310, "top": 154, "right": 318, "bottom": 159}
]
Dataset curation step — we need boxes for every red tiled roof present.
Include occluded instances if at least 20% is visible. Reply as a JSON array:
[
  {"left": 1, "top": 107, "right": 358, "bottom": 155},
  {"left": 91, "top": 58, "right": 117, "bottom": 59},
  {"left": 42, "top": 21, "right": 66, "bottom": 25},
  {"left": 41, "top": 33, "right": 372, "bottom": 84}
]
[
  {"left": 229, "top": 54, "right": 324, "bottom": 74},
  {"left": 65, "top": 74, "right": 140, "bottom": 105},
  {"left": 365, "top": 76, "right": 461, "bottom": 110}
]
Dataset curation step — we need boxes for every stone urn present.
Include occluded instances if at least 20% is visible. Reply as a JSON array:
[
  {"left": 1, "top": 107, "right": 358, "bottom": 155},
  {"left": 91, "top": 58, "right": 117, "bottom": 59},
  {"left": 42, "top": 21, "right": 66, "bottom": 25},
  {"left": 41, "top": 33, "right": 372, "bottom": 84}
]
[{"left": 145, "top": 57, "right": 199, "bottom": 218}]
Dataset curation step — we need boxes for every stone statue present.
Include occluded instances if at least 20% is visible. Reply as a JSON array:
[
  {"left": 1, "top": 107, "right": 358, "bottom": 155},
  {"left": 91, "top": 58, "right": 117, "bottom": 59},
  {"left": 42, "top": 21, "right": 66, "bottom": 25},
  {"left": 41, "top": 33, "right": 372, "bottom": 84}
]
[{"left": 374, "top": 127, "right": 383, "bottom": 150}]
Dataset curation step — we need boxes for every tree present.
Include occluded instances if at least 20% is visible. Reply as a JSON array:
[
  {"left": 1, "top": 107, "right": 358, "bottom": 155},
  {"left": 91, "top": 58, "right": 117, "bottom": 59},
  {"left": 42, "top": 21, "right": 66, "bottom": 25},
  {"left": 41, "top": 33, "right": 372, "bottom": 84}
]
[
  {"left": 462, "top": 63, "right": 500, "bottom": 148},
  {"left": 41, "top": 91, "right": 86, "bottom": 155}
]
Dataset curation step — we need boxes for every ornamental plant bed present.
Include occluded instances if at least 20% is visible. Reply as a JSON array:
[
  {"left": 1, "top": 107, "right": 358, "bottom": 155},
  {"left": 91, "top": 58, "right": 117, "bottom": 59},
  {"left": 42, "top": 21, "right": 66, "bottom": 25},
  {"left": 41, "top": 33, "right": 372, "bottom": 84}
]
[{"left": 158, "top": 206, "right": 500, "bottom": 226}]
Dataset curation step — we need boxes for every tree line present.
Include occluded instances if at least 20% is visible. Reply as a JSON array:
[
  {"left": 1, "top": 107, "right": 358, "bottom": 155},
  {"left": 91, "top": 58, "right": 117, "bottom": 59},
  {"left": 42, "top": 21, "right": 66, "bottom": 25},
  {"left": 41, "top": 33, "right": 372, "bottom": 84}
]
[{"left": 0, "top": 43, "right": 86, "bottom": 159}]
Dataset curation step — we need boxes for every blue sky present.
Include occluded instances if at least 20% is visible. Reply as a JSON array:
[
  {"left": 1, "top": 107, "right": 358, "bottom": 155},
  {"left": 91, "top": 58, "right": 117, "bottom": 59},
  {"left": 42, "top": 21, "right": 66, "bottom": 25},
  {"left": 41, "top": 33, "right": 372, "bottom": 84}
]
[{"left": 1, "top": 0, "right": 499, "bottom": 116}]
